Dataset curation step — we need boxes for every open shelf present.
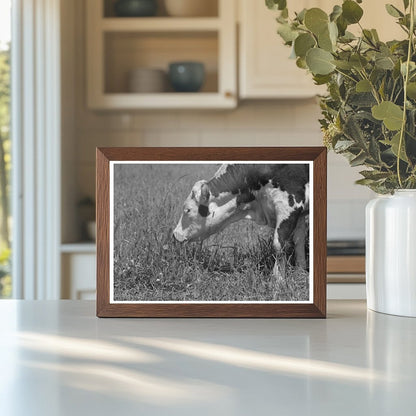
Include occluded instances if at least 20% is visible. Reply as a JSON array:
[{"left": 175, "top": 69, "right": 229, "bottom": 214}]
[
  {"left": 61, "top": 242, "right": 96, "bottom": 254},
  {"left": 87, "top": 0, "right": 236, "bottom": 109},
  {"left": 104, "top": 31, "right": 218, "bottom": 94},
  {"left": 90, "top": 92, "right": 234, "bottom": 109},
  {"left": 102, "top": 17, "right": 220, "bottom": 32},
  {"left": 103, "top": 0, "right": 219, "bottom": 18}
]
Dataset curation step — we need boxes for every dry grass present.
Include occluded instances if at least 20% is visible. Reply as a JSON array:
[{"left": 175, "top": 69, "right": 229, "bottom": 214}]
[{"left": 113, "top": 164, "right": 309, "bottom": 302}]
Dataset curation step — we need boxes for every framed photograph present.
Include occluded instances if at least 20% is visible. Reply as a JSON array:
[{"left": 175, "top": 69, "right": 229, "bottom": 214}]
[{"left": 96, "top": 147, "right": 327, "bottom": 318}]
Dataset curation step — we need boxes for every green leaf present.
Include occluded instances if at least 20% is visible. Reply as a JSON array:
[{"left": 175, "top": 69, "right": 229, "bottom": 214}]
[
  {"left": 407, "top": 82, "right": 416, "bottom": 99},
  {"left": 348, "top": 92, "right": 377, "bottom": 107},
  {"left": 372, "top": 101, "right": 404, "bottom": 131},
  {"left": 334, "top": 139, "right": 355, "bottom": 151},
  {"left": 378, "top": 78, "right": 386, "bottom": 100},
  {"left": 369, "top": 136, "right": 382, "bottom": 163},
  {"left": 342, "top": 0, "right": 364, "bottom": 24},
  {"left": 385, "top": 4, "right": 403, "bottom": 18},
  {"left": 350, "top": 54, "right": 368, "bottom": 70},
  {"left": 401, "top": 61, "right": 416, "bottom": 76},
  {"left": 333, "top": 60, "right": 353, "bottom": 70},
  {"left": 371, "top": 29, "right": 380, "bottom": 42},
  {"left": 313, "top": 74, "right": 332, "bottom": 85},
  {"left": 339, "top": 31, "right": 356, "bottom": 43},
  {"left": 393, "top": 60, "right": 402, "bottom": 79},
  {"left": 306, "top": 48, "right": 335, "bottom": 75},
  {"left": 330, "top": 5, "right": 342, "bottom": 22},
  {"left": 355, "top": 178, "right": 377, "bottom": 186},
  {"left": 277, "top": 23, "right": 298, "bottom": 43},
  {"left": 403, "top": 0, "right": 410, "bottom": 10},
  {"left": 344, "top": 114, "right": 367, "bottom": 147},
  {"left": 304, "top": 8, "right": 329, "bottom": 35},
  {"left": 318, "top": 27, "right": 334, "bottom": 52},
  {"left": 399, "top": 14, "right": 411, "bottom": 29},
  {"left": 362, "top": 29, "right": 376, "bottom": 46},
  {"left": 296, "top": 57, "right": 308, "bottom": 69},
  {"left": 328, "top": 21, "right": 338, "bottom": 44},
  {"left": 266, "top": 0, "right": 287, "bottom": 11},
  {"left": 387, "top": 132, "right": 409, "bottom": 162},
  {"left": 294, "top": 33, "right": 316, "bottom": 58},
  {"left": 296, "top": 8, "right": 307, "bottom": 23},
  {"left": 360, "top": 170, "right": 391, "bottom": 181},
  {"left": 350, "top": 152, "right": 367, "bottom": 167},
  {"left": 375, "top": 55, "right": 395, "bottom": 70},
  {"left": 356, "top": 79, "right": 372, "bottom": 92},
  {"left": 336, "top": 15, "right": 348, "bottom": 36}
]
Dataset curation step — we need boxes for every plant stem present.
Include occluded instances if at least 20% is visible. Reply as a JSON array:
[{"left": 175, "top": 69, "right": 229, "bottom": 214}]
[
  {"left": 359, "top": 69, "right": 381, "bottom": 104},
  {"left": 397, "top": 0, "right": 415, "bottom": 188},
  {"left": 334, "top": 68, "right": 358, "bottom": 84}
]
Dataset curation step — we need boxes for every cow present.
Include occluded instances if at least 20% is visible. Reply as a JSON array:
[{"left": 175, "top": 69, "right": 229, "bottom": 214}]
[{"left": 173, "top": 164, "right": 309, "bottom": 280}]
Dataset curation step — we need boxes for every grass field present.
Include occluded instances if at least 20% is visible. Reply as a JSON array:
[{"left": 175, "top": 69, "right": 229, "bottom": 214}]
[{"left": 113, "top": 163, "right": 309, "bottom": 302}]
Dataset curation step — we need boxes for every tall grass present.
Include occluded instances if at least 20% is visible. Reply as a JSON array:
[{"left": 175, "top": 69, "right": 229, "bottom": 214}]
[{"left": 113, "top": 164, "right": 309, "bottom": 302}]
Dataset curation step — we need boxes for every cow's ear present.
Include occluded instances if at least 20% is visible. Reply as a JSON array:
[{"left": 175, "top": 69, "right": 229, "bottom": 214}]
[
  {"left": 198, "top": 204, "right": 210, "bottom": 217},
  {"left": 199, "top": 183, "right": 210, "bottom": 206}
]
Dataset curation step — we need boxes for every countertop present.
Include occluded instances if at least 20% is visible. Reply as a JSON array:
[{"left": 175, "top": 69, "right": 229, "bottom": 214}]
[{"left": 0, "top": 300, "right": 415, "bottom": 415}]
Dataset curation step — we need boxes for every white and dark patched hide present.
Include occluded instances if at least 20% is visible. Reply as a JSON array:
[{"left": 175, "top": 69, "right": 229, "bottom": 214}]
[{"left": 173, "top": 164, "right": 309, "bottom": 278}]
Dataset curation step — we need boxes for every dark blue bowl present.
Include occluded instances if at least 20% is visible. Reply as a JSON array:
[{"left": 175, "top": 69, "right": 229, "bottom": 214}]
[
  {"left": 114, "top": 0, "right": 157, "bottom": 17},
  {"left": 168, "top": 62, "right": 205, "bottom": 93}
]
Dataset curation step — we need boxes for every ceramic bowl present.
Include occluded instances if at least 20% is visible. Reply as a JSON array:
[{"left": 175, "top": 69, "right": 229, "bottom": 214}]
[
  {"left": 128, "top": 68, "right": 167, "bottom": 93},
  {"left": 164, "top": 0, "right": 217, "bottom": 17},
  {"left": 168, "top": 62, "right": 205, "bottom": 93},
  {"left": 114, "top": 0, "right": 158, "bottom": 17}
]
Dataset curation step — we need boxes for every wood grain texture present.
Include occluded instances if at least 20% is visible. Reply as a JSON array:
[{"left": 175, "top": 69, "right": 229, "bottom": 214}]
[
  {"left": 96, "top": 148, "right": 110, "bottom": 317},
  {"left": 96, "top": 147, "right": 327, "bottom": 318},
  {"left": 327, "top": 274, "right": 365, "bottom": 283},
  {"left": 327, "top": 256, "right": 365, "bottom": 274}
]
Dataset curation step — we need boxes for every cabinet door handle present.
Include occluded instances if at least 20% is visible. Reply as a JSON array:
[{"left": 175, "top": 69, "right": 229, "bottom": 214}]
[{"left": 225, "top": 91, "right": 234, "bottom": 99}]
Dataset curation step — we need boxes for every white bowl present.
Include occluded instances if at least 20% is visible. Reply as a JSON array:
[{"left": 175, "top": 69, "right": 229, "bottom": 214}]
[
  {"left": 164, "top": 0, "right": 217, "bottom": 17},
  {"left": 128, "top": 68, "right": 167, "bottom": 93}
]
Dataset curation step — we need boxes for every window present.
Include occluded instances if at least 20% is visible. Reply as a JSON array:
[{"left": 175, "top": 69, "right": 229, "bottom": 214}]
[{"left": 0, "top": 0, "right": 11, "bottom": 298}]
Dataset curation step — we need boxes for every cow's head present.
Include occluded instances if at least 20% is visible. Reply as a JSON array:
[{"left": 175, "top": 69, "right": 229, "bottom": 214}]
[
  {"left": 173, "top": 180, "right": 212, "bottom": 242},
  {"left": 173, "top": 180, "right": 262, "bottom": 243}
]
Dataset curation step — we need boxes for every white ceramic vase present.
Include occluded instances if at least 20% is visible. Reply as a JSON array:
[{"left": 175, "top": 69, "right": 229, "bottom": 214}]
[{"left": 366, "top": 190, "right": 416, "bottom": 317}]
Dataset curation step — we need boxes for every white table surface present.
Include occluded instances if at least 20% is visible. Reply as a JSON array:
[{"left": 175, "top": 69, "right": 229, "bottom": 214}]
[{"left": 0, "top": 300, "right": 415, "bottom": 416}]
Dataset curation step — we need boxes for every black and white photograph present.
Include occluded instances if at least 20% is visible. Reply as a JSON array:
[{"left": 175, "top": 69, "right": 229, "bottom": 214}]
[{"left": 110, "top": 161, "right": 313, "bottom": 303}]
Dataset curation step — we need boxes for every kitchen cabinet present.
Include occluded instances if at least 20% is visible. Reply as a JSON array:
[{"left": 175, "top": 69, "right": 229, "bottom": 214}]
[
  {"left": 238, "top": 0, "right": 325, "bottom": 99},
  {"left": 327, "top": 256, "right": 366, "bottom": 299},
  {"left": 86, "top": 0, "right": 237, "bottom": 109},
  {"left": 238, "top": 0, "right": 404, "bottom": 99},
  {"left": 61, "top": 245, "right": 96, "bottom": 300},
  {"left": 60, "top": 246, "right": 365, "bottom": 300}
]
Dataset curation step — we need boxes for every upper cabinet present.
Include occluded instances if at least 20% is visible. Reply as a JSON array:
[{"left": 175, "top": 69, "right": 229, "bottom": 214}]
[
  {"left": 86, "top": 0, "right": 406, "bottom": 109},
  {"left": 238, "top": 0, "right": 404, "bottom": 100},
  {"left": 86, "top": 0, "right": 237, "bottom": 109},
  {"left": 239, "top": 0, "right": 325, "bottom": 99}
]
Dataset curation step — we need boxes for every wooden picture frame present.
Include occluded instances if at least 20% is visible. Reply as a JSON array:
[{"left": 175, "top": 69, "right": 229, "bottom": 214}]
[{"left": 96, "top": 147, "right": 327, "bottom": 318}]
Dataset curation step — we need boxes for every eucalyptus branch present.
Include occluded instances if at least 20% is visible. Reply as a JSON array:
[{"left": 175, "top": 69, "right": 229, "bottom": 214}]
[
  {"left": 393, "top": 85, "right": 404, "bottom": 103},
  {"left": 390, "top": 79, "right": 398, "bottom": 101},
  {"left": 268, "top": 0, "right": 416, "bottom": 193},
  {"left": 359, "top": 69, "right": 381, "bottom": 104},
  {"left": 334, "top": 68, "right": 358, "bottom": 84},
  {"left": 397, "top": 0, "right": 415, "bottom": 188}
]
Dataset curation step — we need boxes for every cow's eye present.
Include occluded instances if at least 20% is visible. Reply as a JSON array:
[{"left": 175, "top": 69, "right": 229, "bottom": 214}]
[{"left": 184, "top": 208, "right": 191, "bottom": 214}]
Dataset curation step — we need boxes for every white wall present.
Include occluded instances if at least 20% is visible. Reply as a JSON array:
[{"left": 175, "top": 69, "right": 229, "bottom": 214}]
[{"left": 63, "top": 0, "right": 374, "bottom": 243}]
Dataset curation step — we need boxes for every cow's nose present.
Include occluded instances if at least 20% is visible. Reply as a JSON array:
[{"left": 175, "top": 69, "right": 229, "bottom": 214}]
[{"left": 173, "top": 228, "right": 187, "bottom": 242}]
